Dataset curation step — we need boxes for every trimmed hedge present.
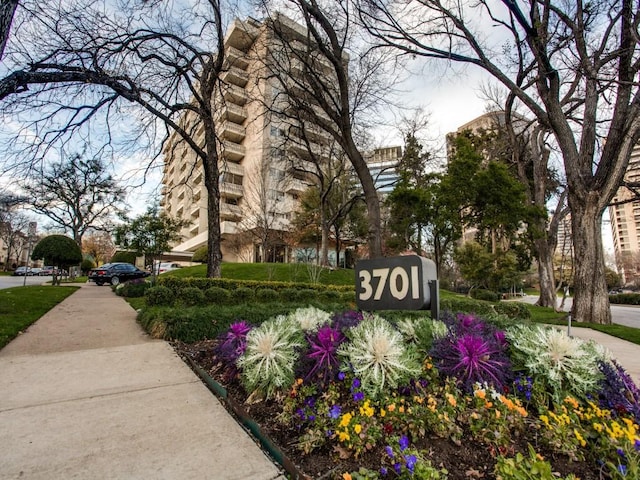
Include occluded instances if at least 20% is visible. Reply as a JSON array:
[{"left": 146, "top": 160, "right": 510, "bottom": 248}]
[
  {"left": 440, "top": 297, "right": 531, "bottom": 321},
  {"left": 157, "top": 276, "right": 353, "bottom": 295},
  {"left": 609, "top": 293, "right": 640, "bottom": 305},
  {"left": 470, "top": 289, "right": 501, "bottom": 302}
]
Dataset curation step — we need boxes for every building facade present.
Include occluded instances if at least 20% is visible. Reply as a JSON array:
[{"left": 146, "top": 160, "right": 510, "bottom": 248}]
[
  {"left": 161, "top": 15, "right": 335, "bottom": 263},
  {"left": 609, "top": 144, "right": 640, "bottom": 285}
]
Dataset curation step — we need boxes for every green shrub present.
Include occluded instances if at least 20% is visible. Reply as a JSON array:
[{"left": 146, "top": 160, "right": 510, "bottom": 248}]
[
  {"left": 110, "top": 251, "right": 137, "bottom": 264},
  {"left": 179, "top": 287, "right": 206, "bottom": 306},
  {"left": 204, "top": 286, "right": 232, "bottom": 305},
  {"left": 191, "top": 245, "right": 207, "bottom": 263},
  {"left": 233, "top": 286, "right": 254, "bottom": 303},
  {"left": 115, "top": 279, "right": 151, "bottom": 298},
  {"left": 340, "top": 291, "right": 356, "bottom": 303},
  {"left": 609, "top": 293, "right": 640, "bottom": 305},
  {"left": 319, "top": 289, "right": 341, "bottom": 303},
  {"left": 280, "top": 288, "right": 302, "bottom": 303},
  {"left": 494, "top": 301, "right": 531, "bottom": 320},
  {"left": 297, "top": 288, "right": 317, "bottom": 302},
  {"left": 145, "top": 285, "right": 174, "bottom": 306},
  {"left": 256, "top": 288, "right": 279, "bottom": 302},
  {"left": 470, "top": 289, "right": 501, "bottom": 302},
  {"left": 81, "top": 258, "right": 96, "bottom": 274}
]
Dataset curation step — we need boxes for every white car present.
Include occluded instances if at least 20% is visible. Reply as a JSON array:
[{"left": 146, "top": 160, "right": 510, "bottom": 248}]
[{"left": 157, "top": 262, "right": 182, "bottom": 274}]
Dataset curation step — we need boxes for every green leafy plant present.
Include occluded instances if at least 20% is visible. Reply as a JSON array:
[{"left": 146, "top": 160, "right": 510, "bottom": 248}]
[
  {"left": 144, "top": 285, "right": 174, "bottom": 306},
  {"left": 233, "top": 286, "right": 254, "bottom": 303},
  {"left": 338, "top": 315, "right": 421, "bottom": 399},
  {"left": 179, "top": 286, "right": 205, "bottom": 306},
  {"left": 204, "top": 286, "right": 231, "bottom": 305},
  {"left": 506, "top": 324, "right": 602, "bottom": 402},
  {"left": 494, "top": 444, "right": 579, "bottom": 479},
  {"left": 256, "top": 288, "right": 279, "bottom": 302},
  {"left": 237, "top": 315, "right": 305, "bottom": 400}
]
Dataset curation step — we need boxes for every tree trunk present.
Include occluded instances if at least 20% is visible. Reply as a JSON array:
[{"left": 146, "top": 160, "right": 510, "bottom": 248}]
[
  {"left": 0, "top": 0, "right": 18, "bottom": 60},
  {"left": 570, "top": 199, "right": 611, "bottom": 324},
  {"left": 534, "top": 236, "right": 557, "bottom": 309},
  {"left": 344, "top": 141, "right": 383, "bottom": 258},
  {"left": 203, "top": 127, "right": 222, "bottom": 278}
]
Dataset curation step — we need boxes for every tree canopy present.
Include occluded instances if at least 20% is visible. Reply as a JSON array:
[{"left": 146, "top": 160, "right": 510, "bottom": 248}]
[{"left": 31, "top": 234, "right": 82, "bottom": 284}]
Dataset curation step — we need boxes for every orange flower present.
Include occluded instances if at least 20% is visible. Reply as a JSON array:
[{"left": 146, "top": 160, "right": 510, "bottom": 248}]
[{"left": 342, "top": 473, "right": 353, "bottom": 480}]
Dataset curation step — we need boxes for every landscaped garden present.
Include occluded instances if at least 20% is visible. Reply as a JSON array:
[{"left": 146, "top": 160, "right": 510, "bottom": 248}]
[
  {"left": 116, "top": 265, "right": 636, "bottom": 480},
  {"left": 170, "top": 305, "right": 639, "bottom": 480}
]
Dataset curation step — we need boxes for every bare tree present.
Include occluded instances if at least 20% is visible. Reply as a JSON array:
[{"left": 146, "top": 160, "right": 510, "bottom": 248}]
[
  {"left": 256, "top": 3, "right": 396, "bottom": 258},
  {"left": 238, "top": 150, "right": 292, "bottom": 263},
  {"left": 358, "top": 0, "right": 640, "bottom": 324},
  {"left": 20, "top": 152, "right": 125, "bottom": 247},
  {"left": 0, "top": 0, "right": 18, "bottom": 59},
  {"left": 0, "top": 204, "right": 31, "bottom": 270},
  {"left": 0, "top": 0, "right": 228, "bottom": 276}
]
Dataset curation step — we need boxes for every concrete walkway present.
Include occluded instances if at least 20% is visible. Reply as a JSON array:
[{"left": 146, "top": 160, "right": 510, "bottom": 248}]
[{"left": 0, "top": 283, "right": 286, "bottom": 480}]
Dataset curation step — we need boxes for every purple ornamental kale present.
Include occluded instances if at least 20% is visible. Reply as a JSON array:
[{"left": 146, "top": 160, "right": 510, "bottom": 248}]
[
  {"left": 331, "top": 310, "right": 363, "bottom": 331},
  {"left": 213, "top": 321, "right": 252, "bottom": 364},
  {"left": 302, "top": 325, "right": 346, "bottom": 387},
  {"left": 431, "top": 332, "right": 512, "bottom": 392}
]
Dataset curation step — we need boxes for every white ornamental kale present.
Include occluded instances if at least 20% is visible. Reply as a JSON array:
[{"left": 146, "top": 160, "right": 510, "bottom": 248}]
[
  {"left": 237, "top": 315, "right": 304, "bottom": 400},
  {"left": 288, "top": 306, "right": 331, "bottom": 332},
  {"left": 506, "top": 324, "right": 603, "bottom": 402},
  {"left": 338, "top": 314, "right": 421, "bottom": 399}
]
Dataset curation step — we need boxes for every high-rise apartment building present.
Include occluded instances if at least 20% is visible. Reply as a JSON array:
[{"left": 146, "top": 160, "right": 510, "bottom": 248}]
[
  {"left": 367, "top": 146, "right": 402, "bottom": 195},
  {"left": 161, "top": 15, "right": 334, "bottom": 263},
  {"left": 609, "top": 144, "right": 640, "bottom": 285}
]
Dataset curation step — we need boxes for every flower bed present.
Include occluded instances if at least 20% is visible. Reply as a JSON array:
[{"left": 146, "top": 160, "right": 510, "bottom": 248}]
[{"left": 176, "top": 308, "right": 640, "bottom": 479}]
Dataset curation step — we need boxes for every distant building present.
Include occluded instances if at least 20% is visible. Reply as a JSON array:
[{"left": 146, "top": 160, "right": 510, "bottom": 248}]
[
  {"left": 366, "top": 146, "right": 402, "bottom": 195},
  {"left": 609, "top": 144, "right": 640, "bottom": 285}
]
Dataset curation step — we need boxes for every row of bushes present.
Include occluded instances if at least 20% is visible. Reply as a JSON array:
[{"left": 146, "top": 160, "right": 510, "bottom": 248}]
[
  {"left": 610, "top": 293, "right": 640, "bottom": 305},
  {"left": 145, "top": 284, "right": 355, "bottom": 307},
  {"left": 156, "top": 276, "right": 354, "bottom": 295}
]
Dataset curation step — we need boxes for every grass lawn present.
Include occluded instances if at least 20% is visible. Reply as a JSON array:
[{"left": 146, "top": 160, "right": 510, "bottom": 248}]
[{"left": 0, "top": 285, "right": 79, "bottom": 349}]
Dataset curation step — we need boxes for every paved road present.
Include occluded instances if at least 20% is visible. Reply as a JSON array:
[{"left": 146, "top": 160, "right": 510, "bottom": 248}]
[
  {"left": 0, "top": 275, "right": 54, "bottom": 289},
  {"left": 518, "top": 295, "right": 639, "bottom": 328}
]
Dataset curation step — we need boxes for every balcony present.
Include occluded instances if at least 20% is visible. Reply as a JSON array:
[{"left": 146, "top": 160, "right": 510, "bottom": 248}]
[
  {"left": 285, "top": 178, "right": 310, "bottom": 195},
  {"left": 288, "top": 140, "right": 326, "bottom": 160},
  {"left": 219, "top": 103, "right": 247, "bottom": 124},
  {"left": 220, "top": 203, "right": 243, "bottom": 220},
  {"left": 220, "top": 121, "right": 246, "bottom": 143},
  {"left": 220, "top": 161, "right": 244, "bottom": 177},
  {"left": 220, "top": 221, "right": 239, "bottom": 235},
  {"left": 225, "top": 46, "right": 250, "bottom": 70},
  {"left": 220, "top": 182, "right": 243, "bottom": 199},
  {"left": 222, "top": 84, "right": 248, "bottom": 106},
  {"left": 221, "top": 140, "right": 246, "bottom": 162},
  {"left": 221, "top": 66, "right": 249, "bottom": 88},
  {"left": 190, "top": 203, "right": 201, "bottom": 218}
]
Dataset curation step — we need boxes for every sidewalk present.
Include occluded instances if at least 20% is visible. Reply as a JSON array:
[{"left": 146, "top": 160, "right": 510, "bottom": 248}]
[{"left": 0, "top": 283, "right": 286, "bottom": 480}]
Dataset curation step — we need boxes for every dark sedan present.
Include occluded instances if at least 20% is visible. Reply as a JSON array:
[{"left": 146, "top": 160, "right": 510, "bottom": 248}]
[{"left": 88, "top": 262, "right": 150, "bottom": 286}]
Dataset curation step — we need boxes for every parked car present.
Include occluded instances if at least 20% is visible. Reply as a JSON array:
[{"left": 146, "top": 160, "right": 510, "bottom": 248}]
[
  {"left": 88, "top": 262, "right": 151, "bottom": 286},
  {"left": 12, "top": 266, "right": 33, "bottom": 276},
  {"left": 30, "top": 267, "right": 42, "bottom": 276},
  {"left": 157, "top": 262, "right": 182, "bottom": 274},
  {"left": 39, "top": 266, "right": 53, "bottom": 276}
]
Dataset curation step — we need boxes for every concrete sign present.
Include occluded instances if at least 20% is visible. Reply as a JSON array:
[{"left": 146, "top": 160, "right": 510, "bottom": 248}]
[{"left": 355, "top": 255, "right": 439, "bottom": 318}]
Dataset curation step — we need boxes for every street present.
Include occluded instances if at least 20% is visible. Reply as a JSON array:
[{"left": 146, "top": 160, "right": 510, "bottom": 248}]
[
  {"left": 0, "top": 275, "right": 54, "bottom": 289},
  {"left": 518, "top": 295, "right": 639, "bottom": 329}
]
